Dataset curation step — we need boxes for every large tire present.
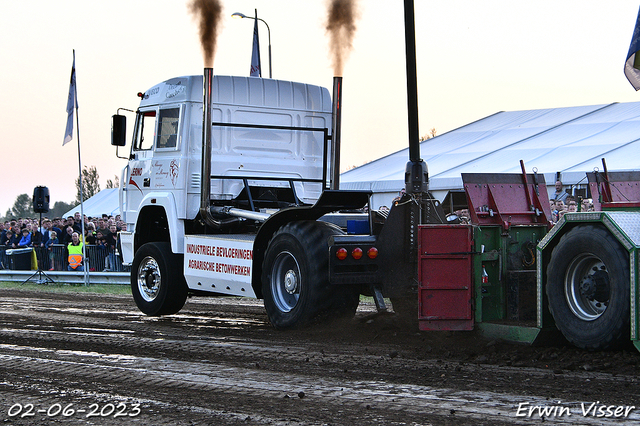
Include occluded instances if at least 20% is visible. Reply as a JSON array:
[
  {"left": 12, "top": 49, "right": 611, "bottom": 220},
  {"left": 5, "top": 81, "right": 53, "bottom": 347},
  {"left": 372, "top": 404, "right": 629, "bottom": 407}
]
[
  {"left": 262, "top": 221, "right": 357, "bottom": 329},
  {"left": 546, "top": 225, "right": 630, "bottom": 350},
  {"left": 131, "top": 242, "right": 188, "bottom": 316}
]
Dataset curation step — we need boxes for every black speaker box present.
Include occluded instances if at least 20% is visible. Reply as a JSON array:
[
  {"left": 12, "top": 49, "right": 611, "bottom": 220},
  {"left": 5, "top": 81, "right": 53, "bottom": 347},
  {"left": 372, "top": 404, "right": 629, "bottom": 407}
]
[{"left": 33, "top": 186, "right": 50, "bottom": 213}]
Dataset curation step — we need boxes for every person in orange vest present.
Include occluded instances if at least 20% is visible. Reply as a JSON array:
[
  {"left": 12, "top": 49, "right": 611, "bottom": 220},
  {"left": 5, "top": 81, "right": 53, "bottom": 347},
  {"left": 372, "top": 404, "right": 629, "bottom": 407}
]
[{"left": 67, "top": 232, "right": 84, "bottom": 271}]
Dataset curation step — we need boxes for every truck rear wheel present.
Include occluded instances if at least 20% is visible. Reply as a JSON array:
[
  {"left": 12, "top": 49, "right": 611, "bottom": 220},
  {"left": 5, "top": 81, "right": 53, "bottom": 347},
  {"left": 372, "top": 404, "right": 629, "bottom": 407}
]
[
  {"left": 131, "top": 242, "right": 188, "bottom": 316},
  {"left": 546, "top": 225, "right": 629, "bottom": 350},
  {"left": 262, "top": 221, "right": 356, "bottom": 329}
]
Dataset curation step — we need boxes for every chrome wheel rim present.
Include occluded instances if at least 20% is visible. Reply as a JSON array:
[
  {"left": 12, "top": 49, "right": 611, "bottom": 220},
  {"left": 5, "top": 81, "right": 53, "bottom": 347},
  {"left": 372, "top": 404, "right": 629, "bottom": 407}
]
[
  {"left": 270, "top": 251, "right": 301, "bottom": 313},
  {"left": 564, "top": 253, "right": 609, "bottom": 321},
  {"left": 137, "top": 256, "right": 161, "bottom": 302}
]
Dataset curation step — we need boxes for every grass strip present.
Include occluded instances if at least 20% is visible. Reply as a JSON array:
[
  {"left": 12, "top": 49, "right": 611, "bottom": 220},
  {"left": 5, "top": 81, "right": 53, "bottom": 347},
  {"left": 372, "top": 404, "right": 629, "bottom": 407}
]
[{"left": 0, "top": 281, "right": 131, "bottom": 295}]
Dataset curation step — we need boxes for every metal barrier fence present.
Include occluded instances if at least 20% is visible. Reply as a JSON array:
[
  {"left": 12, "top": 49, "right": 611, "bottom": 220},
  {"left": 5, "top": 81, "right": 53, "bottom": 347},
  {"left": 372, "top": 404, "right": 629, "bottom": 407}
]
[{"left": 0, "top": 245, "right": 130, "bottom": 273}]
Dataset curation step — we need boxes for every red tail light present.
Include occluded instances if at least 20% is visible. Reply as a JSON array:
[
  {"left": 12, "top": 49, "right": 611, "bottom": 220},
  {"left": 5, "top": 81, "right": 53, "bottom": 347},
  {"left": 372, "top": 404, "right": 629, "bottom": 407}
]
[
  {"left": 352, "top": 247, "right": 363, "bottom": 260},
  {"left": 336, "top": 247, "right": 378, "bottom": 260},
  {"left": 336, "top": 248, "right": 348, "bottom": 260}
]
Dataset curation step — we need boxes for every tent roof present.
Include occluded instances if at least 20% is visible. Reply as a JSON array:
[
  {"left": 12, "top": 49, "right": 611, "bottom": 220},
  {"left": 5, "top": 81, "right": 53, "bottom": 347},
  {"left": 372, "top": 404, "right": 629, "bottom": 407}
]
[
  {"left": 63, "top": 188, "right": 120, "bottom": 219},
  {"left": 341, "top": 101, "right": 640, "bottom": 193}
]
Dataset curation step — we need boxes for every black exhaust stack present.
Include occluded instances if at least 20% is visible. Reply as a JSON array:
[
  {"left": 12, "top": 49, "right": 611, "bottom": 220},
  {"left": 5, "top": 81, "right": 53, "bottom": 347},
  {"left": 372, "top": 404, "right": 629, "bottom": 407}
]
[
  {"left": 200, "top": 68, "right": 214, "bottom": 225},
  {"left": 331, "top": 76, "right": 343, "bottom": 190},
  {"left": 403, "top": 0, "right": 428, "bottom": 194}
]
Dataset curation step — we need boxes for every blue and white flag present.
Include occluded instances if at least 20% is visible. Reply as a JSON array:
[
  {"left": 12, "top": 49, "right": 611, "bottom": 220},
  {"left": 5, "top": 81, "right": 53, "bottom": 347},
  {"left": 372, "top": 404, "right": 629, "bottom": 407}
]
[
  {"left": 250, "top": 12, "right": 261, "bottom": 77},
  {"left": 625, "top": 6, "right": 640, "bottom": 90},
  {"left": 63, "top": 51, "right": 78, "bottom": 145}
]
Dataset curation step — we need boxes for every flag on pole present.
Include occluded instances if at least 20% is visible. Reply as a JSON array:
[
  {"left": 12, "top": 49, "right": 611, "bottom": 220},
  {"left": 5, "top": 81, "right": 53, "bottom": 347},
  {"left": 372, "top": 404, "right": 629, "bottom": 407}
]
[
  {"left": 625, "top": 6, "right": 640, "bottom": 90},
  {"left": 250, "top": 10, "right": 261, "bottom": 77},
  {"left": 63, "top": 51, "right": 78, "bottom": 145}
]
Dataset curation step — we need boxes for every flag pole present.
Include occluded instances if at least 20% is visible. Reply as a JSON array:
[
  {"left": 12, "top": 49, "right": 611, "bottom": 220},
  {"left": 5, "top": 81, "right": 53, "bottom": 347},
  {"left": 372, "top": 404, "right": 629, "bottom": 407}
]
[
  {"left": 65, "top": 49, "right": 88, "bottom": 285},
  {"left": 73, "top": 53, "right": 88, "bottom": 286}
]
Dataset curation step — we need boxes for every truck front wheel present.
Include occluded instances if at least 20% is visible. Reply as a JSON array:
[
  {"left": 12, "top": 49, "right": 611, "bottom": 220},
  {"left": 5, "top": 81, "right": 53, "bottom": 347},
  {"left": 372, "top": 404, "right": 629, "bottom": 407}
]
[
  {"left": 546, "top": 225, "right": 629, "bottom": 350},
  {"left": 262, "top": 221, "right": 355, "bottom": 329},
  {"left": 131, "top": 242, "right": 188, "bottom": 316}
]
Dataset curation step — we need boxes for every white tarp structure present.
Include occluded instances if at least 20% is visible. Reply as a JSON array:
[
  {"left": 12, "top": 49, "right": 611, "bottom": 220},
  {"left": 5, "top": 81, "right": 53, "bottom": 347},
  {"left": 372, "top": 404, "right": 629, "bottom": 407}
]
[
  {"left": 341, "top": 102, "right": 640, "bottom": 209},
  {"left": 63, "top": 188, "right": 120, "bottom": 218}
]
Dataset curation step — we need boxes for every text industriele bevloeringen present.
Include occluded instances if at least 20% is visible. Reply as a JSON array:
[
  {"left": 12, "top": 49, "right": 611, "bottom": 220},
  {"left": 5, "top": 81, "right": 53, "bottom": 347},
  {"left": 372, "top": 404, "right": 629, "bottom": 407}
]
[{"left": 186, "top": 243, "right": 252, "bottom": 276}]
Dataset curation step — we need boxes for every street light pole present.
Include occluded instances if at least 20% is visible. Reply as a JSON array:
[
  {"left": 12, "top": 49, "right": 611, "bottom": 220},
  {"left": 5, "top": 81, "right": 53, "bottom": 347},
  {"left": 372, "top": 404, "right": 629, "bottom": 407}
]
[{"left": 232, "top": 11, "right": 272, "bottom": 78}]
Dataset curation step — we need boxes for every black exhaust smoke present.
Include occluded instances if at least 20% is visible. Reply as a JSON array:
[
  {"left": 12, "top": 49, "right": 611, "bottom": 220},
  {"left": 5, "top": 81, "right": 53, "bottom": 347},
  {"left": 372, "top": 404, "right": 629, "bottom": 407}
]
[
  {"left": 326, "top": 0, "right": 357, "bottom": 77},
  {"left": 189, "top": 0, "right": 222, "bottom": 68}
]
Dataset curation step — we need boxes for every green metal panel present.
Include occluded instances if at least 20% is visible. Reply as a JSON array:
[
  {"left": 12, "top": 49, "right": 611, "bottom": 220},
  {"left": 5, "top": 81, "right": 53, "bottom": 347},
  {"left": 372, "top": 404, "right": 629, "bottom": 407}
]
[
  {"left": 539, "top": 212, "right": 640, "bottom": 251},
  {"left": 473, "top": 226, "right": 502, "bottom": 323},
  {"left": 474, "top": 224, "right": 546, "bottom": 325},
  {"left": 632, "top": 250, "right": 639, "bottom": 342},
  {"left": 477, "top": 322, "right": 541, "bottom": 344}
]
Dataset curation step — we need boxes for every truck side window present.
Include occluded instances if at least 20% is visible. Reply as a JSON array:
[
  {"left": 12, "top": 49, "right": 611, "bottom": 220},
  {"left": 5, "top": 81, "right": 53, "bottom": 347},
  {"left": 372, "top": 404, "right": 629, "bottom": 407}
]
[
  {"left": 157, "top": 108, "right": 180, "bottom": 149},
  {"left": 133, "top": 110, "right": 157, "bottom": 151}
]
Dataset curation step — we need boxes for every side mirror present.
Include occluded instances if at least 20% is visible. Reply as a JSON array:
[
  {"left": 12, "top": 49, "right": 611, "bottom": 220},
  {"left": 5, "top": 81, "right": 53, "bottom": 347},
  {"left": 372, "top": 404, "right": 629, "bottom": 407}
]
[{"left": 111, "top": 114, "right": 126, "bottom": 147}]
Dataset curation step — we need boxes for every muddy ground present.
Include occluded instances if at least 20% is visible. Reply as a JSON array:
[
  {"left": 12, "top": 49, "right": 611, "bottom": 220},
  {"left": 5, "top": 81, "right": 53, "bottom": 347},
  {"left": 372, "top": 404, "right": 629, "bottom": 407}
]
[{"left": 0, "top": 288, "right": 639, "bottom": 425}]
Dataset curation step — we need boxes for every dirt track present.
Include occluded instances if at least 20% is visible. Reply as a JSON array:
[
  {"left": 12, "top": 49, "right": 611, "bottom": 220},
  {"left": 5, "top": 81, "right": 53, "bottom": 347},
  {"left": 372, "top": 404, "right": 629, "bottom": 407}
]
[{"left": 0, "top": 288, "right": 639, "bottom": 425}]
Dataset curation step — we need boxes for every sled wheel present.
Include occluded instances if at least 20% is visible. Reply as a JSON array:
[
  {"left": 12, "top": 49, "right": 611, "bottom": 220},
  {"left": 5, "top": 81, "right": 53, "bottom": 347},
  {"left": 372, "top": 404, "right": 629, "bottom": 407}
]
[
  {"left": 131, "top": 242, "right": 188, "bottom": 316},
  {"left": 546, "top": 225, "right": 629, "bottom": 350}
]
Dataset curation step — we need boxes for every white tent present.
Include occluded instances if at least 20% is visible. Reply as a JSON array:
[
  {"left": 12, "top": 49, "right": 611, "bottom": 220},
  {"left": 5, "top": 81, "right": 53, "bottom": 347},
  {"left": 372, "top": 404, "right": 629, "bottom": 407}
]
[
  {"left": 341, "top": 101, "right": 640, "bottom": 209},
  {"left": 63, "top": 188, "right": 120, "bottom": 219}
]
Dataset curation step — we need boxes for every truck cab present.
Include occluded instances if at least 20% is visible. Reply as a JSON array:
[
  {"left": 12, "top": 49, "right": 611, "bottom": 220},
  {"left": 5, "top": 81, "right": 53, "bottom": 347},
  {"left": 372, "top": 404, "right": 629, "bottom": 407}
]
[{"left": 114, "top": 74, "right": 334, "bottom": 260}]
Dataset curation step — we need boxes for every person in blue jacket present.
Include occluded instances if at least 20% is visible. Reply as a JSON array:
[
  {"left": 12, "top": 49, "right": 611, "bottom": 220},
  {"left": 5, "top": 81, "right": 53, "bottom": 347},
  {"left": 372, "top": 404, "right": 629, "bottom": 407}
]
[{"left": 17, "top": 228, "right": 31, "bottom": 248}]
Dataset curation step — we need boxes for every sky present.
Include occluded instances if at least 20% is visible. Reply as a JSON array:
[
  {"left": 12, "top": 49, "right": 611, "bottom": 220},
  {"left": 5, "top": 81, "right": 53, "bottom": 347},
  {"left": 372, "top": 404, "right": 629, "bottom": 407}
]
[{"left": 2, "top": 0, "right": 640, "bottom": 215}]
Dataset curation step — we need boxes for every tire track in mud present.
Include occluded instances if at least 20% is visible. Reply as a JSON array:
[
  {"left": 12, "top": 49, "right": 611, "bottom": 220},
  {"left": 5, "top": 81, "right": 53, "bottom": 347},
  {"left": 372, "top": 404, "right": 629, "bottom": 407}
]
[
  {"left": 1, "top": 290, "right": 640, "bottom": 424},
  {"left": 2, "top": 347, "right": 629, "bottom": 426},
  {"left": 0, "top": 337, "right": 633, "bottom": 425},
  {"left": 0, "top": 305, "right": 638, "bottom": 401}
]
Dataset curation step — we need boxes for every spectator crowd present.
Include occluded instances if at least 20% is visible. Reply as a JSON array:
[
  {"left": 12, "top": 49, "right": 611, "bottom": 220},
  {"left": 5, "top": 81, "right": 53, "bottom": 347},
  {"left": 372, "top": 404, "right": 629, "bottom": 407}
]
[
  {"left": 0, "top": 212, "right": 127, "bottom": 272},
  {"left": 549, "top": 196, "right": 594, "bottom": 223},
  {"left": 549, "top": 180, "right": 594, "bottom": 223}
]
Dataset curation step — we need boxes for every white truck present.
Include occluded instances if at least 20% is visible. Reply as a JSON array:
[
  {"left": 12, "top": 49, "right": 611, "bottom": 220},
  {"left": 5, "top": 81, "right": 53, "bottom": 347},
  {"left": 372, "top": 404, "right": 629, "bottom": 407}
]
[
  {"left": 111, "top": 0, "right": 447, "bottom": 332},
  {"left": 112, "top": 70, "right": 382, "bottom": 328}
]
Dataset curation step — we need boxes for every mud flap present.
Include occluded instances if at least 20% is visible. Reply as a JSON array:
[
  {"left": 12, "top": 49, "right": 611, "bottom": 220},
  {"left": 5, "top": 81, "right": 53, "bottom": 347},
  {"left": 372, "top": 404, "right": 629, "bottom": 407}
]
[{"left": 418, "top": 225, "right": 474, "bottom": 331}]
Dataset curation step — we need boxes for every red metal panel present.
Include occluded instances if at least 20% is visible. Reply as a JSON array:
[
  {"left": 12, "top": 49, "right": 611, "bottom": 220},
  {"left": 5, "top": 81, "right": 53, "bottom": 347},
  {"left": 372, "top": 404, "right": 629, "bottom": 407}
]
[
  {"left": 418, "top": 225, "right": 474, "bottom": 331},
  {"left": 421, "top": 285, "right": 471, "bottom": 319},
  {"left": 462, "top": 173, "right": 552, "bottom": 228},
  {"left": 587, "top": 171, "right": 640, "bottom": 211},
  {"left": 422, "top": 257, "right": 471, "bottom": 290},
  {"left": 419, "top": 225, "right": 473, "bottom": 254}
]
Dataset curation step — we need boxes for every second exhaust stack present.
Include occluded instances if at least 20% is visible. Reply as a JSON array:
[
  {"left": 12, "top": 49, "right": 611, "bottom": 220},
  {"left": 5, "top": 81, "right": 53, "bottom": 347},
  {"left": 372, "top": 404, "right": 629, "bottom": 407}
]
[{"left": 330, "top": 76, "right": 343, "bottom": 190}]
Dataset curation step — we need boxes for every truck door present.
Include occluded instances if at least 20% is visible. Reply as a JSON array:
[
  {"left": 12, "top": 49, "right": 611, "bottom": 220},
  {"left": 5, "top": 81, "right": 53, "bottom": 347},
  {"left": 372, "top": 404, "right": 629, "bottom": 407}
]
[{"left": 125, "top": 109, "right": 157, "bottom": 224}]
